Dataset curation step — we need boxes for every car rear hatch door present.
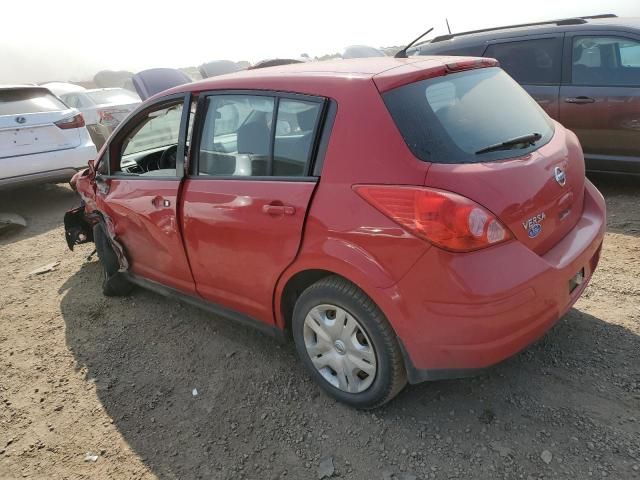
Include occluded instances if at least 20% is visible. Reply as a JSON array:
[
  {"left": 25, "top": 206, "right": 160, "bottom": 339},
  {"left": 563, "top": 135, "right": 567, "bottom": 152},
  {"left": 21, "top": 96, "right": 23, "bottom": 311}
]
[
  {"left": 131, "top": 68, "right": 192, "bottom": 100},
  {"left": 380, "top": 64, "right": 585, "bottom": 255},
  {"left": 0, "top": 87, "right": 81, "bottom": 160},
  {"left": 426, "top": 128, "right": 585, "bottom": 255}
]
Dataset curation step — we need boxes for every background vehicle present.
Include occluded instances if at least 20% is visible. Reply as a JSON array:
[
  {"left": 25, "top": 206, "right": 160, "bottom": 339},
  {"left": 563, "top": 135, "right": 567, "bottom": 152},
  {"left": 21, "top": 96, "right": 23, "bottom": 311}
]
[
  {"left": 198, "top": 60, "right": 241, "bottom": 79},
  {"left": 248, "top": 58, "right": 306, "bottom": 69},
  {"left": 342, "top": 45, "right": 386, "bottom": 59},
  {"left": 58, "top": 88, "right": 141, "bottom": 149},
  {"left": 0, "top": 85, "right": 96, "bottom": 189},
  {"left": 65, "top": 57, "right": 604, "bottom": 408},
  {"left": 131, "top": 68, "right": 192, "bottom": 101},
  {"left": 412, "top": 14, "right": 640, "bottom": 175}
]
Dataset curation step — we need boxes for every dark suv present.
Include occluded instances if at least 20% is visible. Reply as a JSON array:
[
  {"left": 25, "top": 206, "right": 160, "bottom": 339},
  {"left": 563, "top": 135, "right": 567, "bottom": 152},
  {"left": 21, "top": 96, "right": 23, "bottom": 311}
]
[{"left": 413, "top": 14, "right": 640, "bottom": 175}]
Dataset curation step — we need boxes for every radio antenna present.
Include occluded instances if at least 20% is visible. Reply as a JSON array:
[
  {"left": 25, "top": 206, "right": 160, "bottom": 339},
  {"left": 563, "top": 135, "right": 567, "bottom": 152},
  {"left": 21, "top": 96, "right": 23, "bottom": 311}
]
[{"left": 395, "top": 27, "right": 434, "bottom": 58}]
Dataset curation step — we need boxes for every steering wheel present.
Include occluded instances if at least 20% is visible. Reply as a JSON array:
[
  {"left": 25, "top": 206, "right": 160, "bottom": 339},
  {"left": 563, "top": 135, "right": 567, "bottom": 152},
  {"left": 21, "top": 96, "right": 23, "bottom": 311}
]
[{"left": 158, "top": 145, "right": 178, "bottom": 170}]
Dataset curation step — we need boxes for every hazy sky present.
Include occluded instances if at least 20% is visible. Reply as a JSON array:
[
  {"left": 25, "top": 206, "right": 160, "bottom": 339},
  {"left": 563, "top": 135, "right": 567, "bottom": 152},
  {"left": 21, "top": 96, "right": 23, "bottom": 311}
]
[{"left": 1, "top": 0, "right": 637, "bottom": 83}]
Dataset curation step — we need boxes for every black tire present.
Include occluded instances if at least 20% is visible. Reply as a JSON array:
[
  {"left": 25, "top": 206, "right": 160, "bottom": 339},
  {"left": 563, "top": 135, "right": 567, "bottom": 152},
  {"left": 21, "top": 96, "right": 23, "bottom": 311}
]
[
  {"left": 93, "top": 223, "right": 133, "bottom": 297},
  {"left": 292, "top": 275, "right": 407, "bottom": 409}
]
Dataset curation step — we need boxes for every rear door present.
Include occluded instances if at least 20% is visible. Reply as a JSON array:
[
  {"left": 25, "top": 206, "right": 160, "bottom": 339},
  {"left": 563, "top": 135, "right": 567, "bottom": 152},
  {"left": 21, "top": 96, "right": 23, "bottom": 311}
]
[
  {"left": 0, "top": 88, "right": 81, "bottom": 174},
  {"left": 559, "top": 31, "right": 640, "bottom": 173},
  {"left": 181, "top": 91, "right": 326, "bottom": 325},
  {"left": 483, "top": 35, "right": 564, "bottom": 118},
  {"left": 94, "top": 93, "right": 196, "bottom": 294}
]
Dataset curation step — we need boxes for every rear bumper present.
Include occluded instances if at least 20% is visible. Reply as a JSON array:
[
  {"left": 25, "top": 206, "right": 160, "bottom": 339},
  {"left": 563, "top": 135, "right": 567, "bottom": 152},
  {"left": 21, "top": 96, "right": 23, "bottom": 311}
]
[
  {"left": 379, "top": 180, "right": 606, "bottom": 383},
  {"left": 0, "top": 144, "right": 96, "bottom": 189}
]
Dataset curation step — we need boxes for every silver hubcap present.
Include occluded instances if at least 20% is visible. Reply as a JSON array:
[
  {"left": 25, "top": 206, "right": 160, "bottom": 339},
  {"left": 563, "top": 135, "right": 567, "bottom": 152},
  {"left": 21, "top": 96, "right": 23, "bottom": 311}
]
[{"left": 303, "top": 304, "right": 377, "bottom": 393}]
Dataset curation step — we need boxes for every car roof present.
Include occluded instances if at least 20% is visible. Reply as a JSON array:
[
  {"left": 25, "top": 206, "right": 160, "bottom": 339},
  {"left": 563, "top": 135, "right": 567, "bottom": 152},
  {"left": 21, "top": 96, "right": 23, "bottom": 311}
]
[
  {"left": 162, "top": 56, "right": 487, "bottom": 99},
  {"left": 85, "top": 88, "right": 126, "bottom": 93},
  {"left": 415, "top": 15, "right": 640, "bottom": 52}
]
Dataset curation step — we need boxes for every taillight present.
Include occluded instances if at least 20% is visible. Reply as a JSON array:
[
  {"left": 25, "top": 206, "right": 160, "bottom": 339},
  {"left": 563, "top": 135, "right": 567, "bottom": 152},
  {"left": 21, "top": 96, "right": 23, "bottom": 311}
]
[
  {"left": 99, "top": 110, "right": 114, "bottom": 121},
  {"left": 55, "top": 113, "right": 85, "bottom": 130},
  {"left": 354, "top": 185, "right": 512, "bottom": 252}
]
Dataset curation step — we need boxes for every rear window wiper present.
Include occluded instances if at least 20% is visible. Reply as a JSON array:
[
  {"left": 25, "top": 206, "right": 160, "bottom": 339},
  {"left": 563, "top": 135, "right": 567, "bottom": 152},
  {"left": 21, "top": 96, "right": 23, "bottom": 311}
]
[{"left": 475, "top": 133, "right": 542, "bottom": 155}]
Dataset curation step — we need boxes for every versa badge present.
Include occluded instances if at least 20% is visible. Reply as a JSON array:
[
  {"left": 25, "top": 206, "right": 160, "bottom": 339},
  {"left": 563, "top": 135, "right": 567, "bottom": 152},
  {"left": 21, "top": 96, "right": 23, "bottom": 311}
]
[{"left": 523, "top": 212, "right": 546, "bottom": 238}]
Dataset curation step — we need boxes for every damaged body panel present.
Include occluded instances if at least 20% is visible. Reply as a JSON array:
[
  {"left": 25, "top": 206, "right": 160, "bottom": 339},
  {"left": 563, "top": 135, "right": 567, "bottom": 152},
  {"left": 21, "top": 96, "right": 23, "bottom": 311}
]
[
  {"left": 65, "top": 166, "right": 130, "bottom": 272},
  {"left": 63, "top": 204, "right": 94, "bottom": 250}
]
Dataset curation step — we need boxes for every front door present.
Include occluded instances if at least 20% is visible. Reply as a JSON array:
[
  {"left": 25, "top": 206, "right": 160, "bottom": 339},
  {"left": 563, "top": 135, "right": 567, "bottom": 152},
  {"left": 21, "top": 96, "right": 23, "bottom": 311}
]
[
  {"left": 559, "top": 32, "right": 640, "bottom": 173},
  {"left": 182, "top": 92, "right": 326, "bottom": 325},
  {"left": 94, "top": 94, "right": 197, "bottom": 294}
]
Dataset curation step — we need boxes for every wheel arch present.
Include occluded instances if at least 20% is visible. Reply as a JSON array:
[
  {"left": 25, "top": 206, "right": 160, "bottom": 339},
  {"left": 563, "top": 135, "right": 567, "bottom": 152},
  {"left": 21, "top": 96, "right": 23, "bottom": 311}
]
[
  {"left": 90, "top": 209, "right": 130, "bottom": 272},
  {"left": 275, "top": 244, "right": 401, "bottom": 337}
]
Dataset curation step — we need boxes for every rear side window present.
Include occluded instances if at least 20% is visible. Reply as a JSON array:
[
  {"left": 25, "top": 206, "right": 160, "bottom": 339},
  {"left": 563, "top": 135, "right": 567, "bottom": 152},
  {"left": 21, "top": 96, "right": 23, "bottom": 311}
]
[
  {"left": 0, "top": 89, "right": 67, "bottom": 115},
  {"left": 198, "top": 94, "right": 322, "bottom": 177},
  {"left": 383, "top": 67, "right": 554, "bottom": 164},
  {"left": 484, "top": 38, "right": 562, "bottom": 84},
  {"left": 273, "top": 99, "right": 322, "bottom": 176},
  {"left": 572, "top": 36, "right": 640, "bottom": 86},
  {"left": 199, "top": 95, "right": 275, "bottom": 176}
]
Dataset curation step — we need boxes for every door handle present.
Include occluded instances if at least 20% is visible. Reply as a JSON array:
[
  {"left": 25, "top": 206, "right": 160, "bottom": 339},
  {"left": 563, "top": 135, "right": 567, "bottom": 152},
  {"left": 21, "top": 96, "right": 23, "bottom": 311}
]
[
  {"left": 152, "top": 196, "right": 171, "bottom": 208},
  {"left": 262, "top": 204, "right": 295, "bottom": 216},
  {"left": 565, "top": 96, "right": 595, "bottom": 104}
]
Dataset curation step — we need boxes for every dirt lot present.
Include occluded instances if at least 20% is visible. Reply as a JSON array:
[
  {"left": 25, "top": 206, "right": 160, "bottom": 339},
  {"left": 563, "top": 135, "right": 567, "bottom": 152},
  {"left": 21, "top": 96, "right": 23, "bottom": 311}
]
[{"left": 0, "top": 177, "right": 638, "bottom": 480}]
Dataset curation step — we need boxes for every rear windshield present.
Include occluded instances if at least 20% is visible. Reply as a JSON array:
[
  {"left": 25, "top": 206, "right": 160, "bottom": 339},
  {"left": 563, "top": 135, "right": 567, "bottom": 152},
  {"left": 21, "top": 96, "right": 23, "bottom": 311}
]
[
  {"left": 383, "top": 67, "right": 554, "bottom": 164},
  {"left": 0, "top": 88, "right": 67, "bottom": 116},
  {"left": 87, "top": 89, "right": 140, "bottom": 105}
]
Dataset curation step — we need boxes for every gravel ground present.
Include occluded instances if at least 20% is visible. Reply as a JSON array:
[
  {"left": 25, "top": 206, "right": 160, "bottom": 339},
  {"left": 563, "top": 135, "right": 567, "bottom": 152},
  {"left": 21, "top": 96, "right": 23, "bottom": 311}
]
[{"left": 0, "top": 176, "right": 638, "bottom": 480}]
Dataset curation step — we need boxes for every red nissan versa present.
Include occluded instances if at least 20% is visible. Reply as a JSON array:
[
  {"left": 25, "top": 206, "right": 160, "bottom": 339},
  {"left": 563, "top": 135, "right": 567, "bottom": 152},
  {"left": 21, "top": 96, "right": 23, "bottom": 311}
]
[{"left": 65, "top": 57, "right": 606, "bottom": 408}]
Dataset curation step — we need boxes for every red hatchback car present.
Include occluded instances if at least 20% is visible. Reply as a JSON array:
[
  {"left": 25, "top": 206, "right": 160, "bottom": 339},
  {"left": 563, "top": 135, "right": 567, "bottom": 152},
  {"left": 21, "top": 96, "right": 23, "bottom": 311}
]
[{"left": 65, "top": 57, "right": 606, "bottom": 408}]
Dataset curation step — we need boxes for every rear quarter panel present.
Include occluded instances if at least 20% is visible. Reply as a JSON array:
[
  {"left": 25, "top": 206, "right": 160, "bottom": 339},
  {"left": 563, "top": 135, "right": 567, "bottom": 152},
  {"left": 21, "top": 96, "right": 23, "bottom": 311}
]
[{"left": 275, "top": 78, "right": 431, "bottom": 327}]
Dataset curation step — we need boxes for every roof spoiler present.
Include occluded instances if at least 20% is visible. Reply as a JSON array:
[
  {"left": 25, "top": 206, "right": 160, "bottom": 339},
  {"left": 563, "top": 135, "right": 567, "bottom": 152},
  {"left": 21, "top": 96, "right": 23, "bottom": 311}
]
[{"left": 428, "top": 14, "right": 618, "bottom": 44}]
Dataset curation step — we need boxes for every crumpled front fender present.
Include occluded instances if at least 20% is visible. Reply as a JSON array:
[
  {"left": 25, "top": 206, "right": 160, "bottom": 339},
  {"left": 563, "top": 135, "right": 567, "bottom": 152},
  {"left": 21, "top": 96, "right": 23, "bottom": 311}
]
[{"left": 64, "top": 203, "right": 95, "bottom": 251}]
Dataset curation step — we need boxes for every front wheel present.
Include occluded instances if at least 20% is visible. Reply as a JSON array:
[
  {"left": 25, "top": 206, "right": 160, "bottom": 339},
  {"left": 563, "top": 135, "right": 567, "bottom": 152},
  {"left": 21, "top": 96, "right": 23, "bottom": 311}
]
[{"left": 292, "top": 276, "right": 407, "bottom": 409}]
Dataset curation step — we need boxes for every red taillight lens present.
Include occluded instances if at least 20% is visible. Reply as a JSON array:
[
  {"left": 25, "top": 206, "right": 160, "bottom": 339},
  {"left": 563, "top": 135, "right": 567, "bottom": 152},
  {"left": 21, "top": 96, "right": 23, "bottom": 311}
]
[
  {"left": 55, "top": 113, "right": 85, "bottom": 130},
  {"left": 99, "top": 110, "right": 114, "bottom": 121},
  {"left": 354, "top": 185, "right": 512, "bottom": 252}
]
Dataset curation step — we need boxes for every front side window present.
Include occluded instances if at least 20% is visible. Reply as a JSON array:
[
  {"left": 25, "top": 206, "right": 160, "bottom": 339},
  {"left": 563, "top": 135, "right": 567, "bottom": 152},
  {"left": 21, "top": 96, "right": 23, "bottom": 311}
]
[
  {"left": 116, "top": 101, "right": 183, "bottom": 176},
  {"left": 198, "top": 94, "right": 322, "bottom": 177},
  {"left": 572, "top": 36, "right": 640, "bottom": 86},
  {"left": 383, "top": 67, "right": 554, "bottom": 164},
  {"left": 484, "top": 38, "right": 561, "bottom": 85}
]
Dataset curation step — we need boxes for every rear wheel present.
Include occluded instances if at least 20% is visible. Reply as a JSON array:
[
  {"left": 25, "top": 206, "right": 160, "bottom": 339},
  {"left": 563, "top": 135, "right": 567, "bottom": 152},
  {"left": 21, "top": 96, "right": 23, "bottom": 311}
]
[
  {"left": 292, "top": 276, "right": 406, "bottom": 409},
  {"left": 93, "top": 223, "right": 132, "bottom": 297}
]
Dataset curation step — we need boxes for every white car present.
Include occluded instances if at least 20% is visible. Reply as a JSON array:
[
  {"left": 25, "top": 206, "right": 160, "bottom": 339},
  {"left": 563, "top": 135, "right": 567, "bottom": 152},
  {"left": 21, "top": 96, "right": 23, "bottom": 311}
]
[
  {"left": 0, "top": 86, "right": 97, "bottom": 189},
  {"left": 58, "top": 88, "right": 140, "bottom": 127},
  {"left": 49, "top": 87, "right": 140, "bottom": 149}
]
